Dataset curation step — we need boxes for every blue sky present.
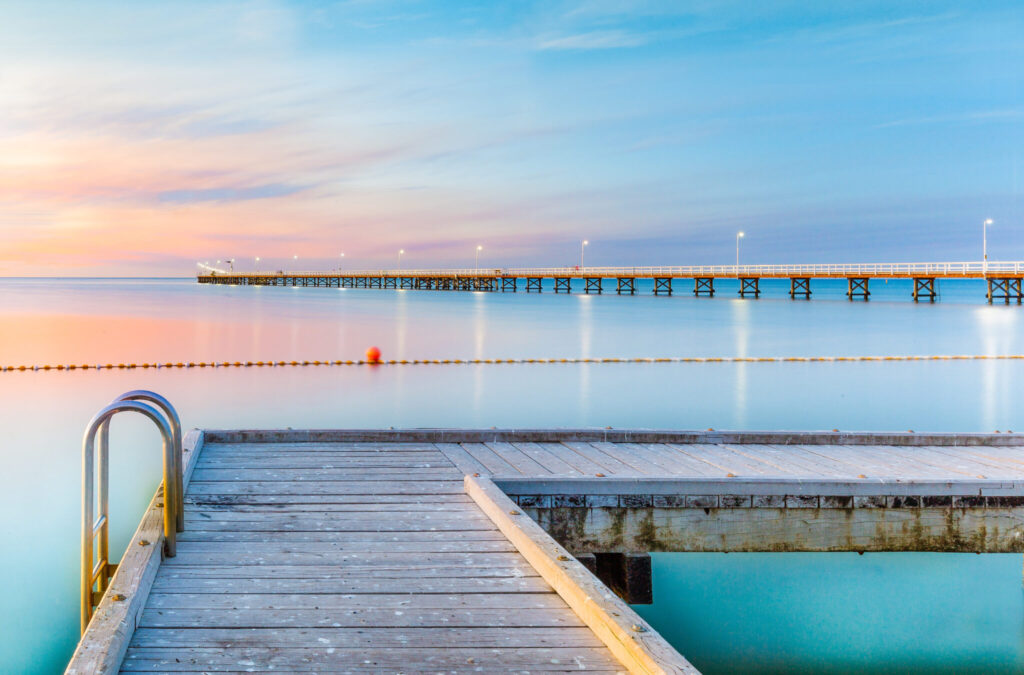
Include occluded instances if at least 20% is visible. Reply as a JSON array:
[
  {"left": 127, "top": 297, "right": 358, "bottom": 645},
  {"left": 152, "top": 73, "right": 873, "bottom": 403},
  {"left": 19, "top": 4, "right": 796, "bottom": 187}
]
[{"left": 0, "top": 1, "right": 1021, "bottom": 274}]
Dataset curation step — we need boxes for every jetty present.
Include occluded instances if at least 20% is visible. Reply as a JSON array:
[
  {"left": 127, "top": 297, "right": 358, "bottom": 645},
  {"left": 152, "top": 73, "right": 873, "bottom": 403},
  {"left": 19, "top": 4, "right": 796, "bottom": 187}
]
[
  {"left": 198, "top": 262, "right": 1024, "bottom": 303},
  {"left": 68, "top": 406, "right": 1024, "bottom": 673}
]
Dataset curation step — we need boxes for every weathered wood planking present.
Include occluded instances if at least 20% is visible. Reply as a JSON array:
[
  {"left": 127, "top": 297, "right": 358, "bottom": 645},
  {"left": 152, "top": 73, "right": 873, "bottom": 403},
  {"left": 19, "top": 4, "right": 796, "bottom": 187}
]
[
  {"left": 66, "top": 429, "right": 1024, "bottom": 674},
  {"left": 121, "top": 646, "right": 625, "bottom": 672},
  {"left": 448, "top": 438, "right": 1024, "bottom": 480},
  {"left": 116, "top": 436, "right": 630, "bottom": 674}
]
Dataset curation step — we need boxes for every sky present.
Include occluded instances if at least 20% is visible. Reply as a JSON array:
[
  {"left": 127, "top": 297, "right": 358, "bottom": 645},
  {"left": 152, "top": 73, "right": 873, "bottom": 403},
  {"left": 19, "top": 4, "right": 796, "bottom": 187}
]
[{"left": 0, "top": 0, "right": 1022, "bottom": 275}]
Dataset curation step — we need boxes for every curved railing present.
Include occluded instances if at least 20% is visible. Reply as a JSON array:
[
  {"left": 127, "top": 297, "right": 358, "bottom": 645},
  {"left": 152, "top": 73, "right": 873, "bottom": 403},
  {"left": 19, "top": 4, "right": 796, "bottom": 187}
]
[
  {"left": 81, "top": 393, "right": 181, "bottom": 633},
  {"left": 109, "top": 391, "right": 184, "bottom": 532}
]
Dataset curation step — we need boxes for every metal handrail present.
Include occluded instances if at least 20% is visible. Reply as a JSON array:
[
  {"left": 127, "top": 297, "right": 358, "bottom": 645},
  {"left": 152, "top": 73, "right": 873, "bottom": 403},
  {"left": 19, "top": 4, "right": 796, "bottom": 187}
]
[
  {"left": 109, "top": 391, "right": 184, "bottom": 532},
  {"left": 81, "top": 398, "right": 179, "bottom": 634}
]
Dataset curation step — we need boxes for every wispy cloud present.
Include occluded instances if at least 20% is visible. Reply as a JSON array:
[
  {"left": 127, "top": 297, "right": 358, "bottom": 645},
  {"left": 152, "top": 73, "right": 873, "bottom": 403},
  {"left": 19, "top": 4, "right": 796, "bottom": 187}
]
[
  {"left": 874, "top": 109, "right": 1024, "bottom": 129},
  {"left": 536, "top": 29, "right": 650, "bottom": 50},
  {"left": 156, "top": 184, "right": 308, "bottom": 204}
]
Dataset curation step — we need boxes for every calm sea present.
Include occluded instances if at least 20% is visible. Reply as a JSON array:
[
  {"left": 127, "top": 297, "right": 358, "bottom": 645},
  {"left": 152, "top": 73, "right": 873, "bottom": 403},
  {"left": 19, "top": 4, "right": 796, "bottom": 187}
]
[{"left": 2, "top": 276, "right": 1024, "bottom": 674}]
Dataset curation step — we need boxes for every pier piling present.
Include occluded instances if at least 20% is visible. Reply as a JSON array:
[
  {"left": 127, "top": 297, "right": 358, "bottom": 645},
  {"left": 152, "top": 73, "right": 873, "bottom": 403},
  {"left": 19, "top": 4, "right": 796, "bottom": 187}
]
[
  {"left": 694, "top": 277, "right": 715, "bottom": 297},
  {"left": 789, "top": 277, "right": 811, "bottom": 299},
  {"left": 847, "top": 277, "right": 870, "bottom": 300}
]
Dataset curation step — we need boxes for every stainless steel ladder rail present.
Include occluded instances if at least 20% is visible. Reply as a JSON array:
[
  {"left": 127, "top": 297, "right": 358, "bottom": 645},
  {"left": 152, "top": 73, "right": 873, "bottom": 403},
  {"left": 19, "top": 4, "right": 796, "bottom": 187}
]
[
  {"left": 108, "top": 390, "right": 184, "bottom": 532},
  {"left": 80, "top": 395, "right": 180, "bottom": 633}
]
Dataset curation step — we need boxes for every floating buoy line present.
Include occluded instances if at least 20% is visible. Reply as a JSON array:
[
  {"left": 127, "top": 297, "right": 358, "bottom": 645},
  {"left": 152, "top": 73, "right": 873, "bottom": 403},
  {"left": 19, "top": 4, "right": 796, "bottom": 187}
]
[{"left": 3, "top": 354, "right": 1024, "bottom": 373}]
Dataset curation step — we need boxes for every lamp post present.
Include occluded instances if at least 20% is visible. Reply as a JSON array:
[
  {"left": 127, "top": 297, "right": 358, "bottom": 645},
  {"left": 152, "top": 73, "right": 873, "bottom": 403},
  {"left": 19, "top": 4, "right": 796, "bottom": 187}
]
[
  {"left": 339, "top": 253, "right": 344, "bottom": 272},
  {"left": 983, "top": 219, "right": 994, "bottom": 274},
  {"left": 255, "top": 256, "right": 260, "bottom": 273},
  {"left": 398, "top": 249, "right": 404, "bottom": 270},
  {"left": 581, "top": 240, "right": 588, "bottom": 269},
  {"left": 475, "top": 245, "right": 482, "bottom": 270},
  {"left": 736, "top": 231, "right": 745, "bottom": 269}
]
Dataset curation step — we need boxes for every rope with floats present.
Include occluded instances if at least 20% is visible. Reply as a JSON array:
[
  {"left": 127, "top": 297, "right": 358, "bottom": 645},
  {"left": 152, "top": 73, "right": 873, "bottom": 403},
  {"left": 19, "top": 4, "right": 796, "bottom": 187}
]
[{"left": 4, "top": 353, "right": 1024, "bottom": 372}]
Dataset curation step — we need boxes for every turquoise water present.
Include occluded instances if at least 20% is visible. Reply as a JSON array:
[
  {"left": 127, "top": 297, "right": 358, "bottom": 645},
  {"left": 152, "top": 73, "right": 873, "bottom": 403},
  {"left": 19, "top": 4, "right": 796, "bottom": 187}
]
[
  {"left": 637, "top": 553, "right": 1024, "bottom": 674},
  {"left": 2, "top": 277, "right": 1024, "bottom": 673}
]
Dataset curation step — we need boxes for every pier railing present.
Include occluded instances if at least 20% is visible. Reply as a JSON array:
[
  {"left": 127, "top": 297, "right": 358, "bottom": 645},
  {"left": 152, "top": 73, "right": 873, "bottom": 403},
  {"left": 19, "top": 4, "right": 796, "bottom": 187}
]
[{"left": 205, "top": 261, "right": 1024, "bottom": 279}]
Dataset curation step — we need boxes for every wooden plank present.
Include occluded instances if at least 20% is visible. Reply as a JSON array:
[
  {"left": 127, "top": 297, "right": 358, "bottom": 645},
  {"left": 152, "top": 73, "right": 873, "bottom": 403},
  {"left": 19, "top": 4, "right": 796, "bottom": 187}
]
[
  {"left": 191, "top": 468, "right": 462, "bottom": 481},
  {"left": 200, "top": 444, "right": 445, "bottom": 455},
  {"left": 676, "top": 443, "right": 779, "bottom": 476},
  {"left": 150, "top": 575, "right": 548, "bottom": 595},
  {"left": 458, "top": 442, "right": 520, "bottom": 475},
  {"left": 145, "top": 592, "right": 561, "bottom": 610},
  {"left": 128, "top": 626, "right": 604, "bottom": 648},
  {"left": 120, "top": 646, "right": 622, "bottom": 671},
  {"left": 185, "top": 493, "right": 473, "bottom": 506},
  {"left": 537, "top": 442, "right": 609, "bottom": 475},
  {"left": 595, "top": 442, "right": 679, "bottom": 474},
  {"left": 466, "top": 475, "right": 699, "bottom": 675},
  {"left": 162, "top": 551, "right": 525, "bottom": 567},
  {"left": 763, "top": 444, "right": 853, "bottom": 477},
  {"left": 485, "top": 441, "right": 552, "bottom": 475},
  {"left": 176, "top": 529, "right": 509, "bottom": 543},
  {"left": 792, "top": 444, "right": 905, "bottom": 477},
  {"left": 170, "top": 540, "right": 516, "bottom": 555},
  {"left": 181, "top": 516, "right": 496, "bottom": 532},
  {"left": 187, "top": 481, "right": 465, "bottom": 496},
  {"left": 720, "top": 444, "right": 834, "bottom": 476},
  {"left": 824, "top": 444, "right": 961, "bottom": 478},
  {"left": 511, "top": 441, "right": 585, "bottom": 475},
  {"left": 587, "top": 442, "right": 661, "bottom": 474},
  {"left": 66, "top": 429, "right": 207, "bottom": 675},
  {"left": 433, "top": 442, "right": 489, "bottom": 475},
  {"left": 153, "top": 564, "right": 537, "bottom": 579},
  {"left": 184, "top": 508, "right": 493, "bottom": 521},
  {"left": 560, "top": 441, "right": 639, "bottom": 475},
  {"left": 912, "top": 446, "right": 1022, "bottom": 478},
  {"left": 138, "top": 607, "right": 589, "bottom": 629},
  {"left": 654, "top": 443, "right": 738, "bottom": 476},
  {"left": 637, "top": 444, "right": 718, "bottom": 476},
  {"left": 182, "top": 501, "right": 476, "bottom": 513},
  {"left": 196, "top": 457, "right": 453, "bottom": 469},
  {"left": 924, "top": 445, "right": 1024, "bottom": 473},
  {"left": 199, "top": 444, "right": 447, "bottom": 455}
]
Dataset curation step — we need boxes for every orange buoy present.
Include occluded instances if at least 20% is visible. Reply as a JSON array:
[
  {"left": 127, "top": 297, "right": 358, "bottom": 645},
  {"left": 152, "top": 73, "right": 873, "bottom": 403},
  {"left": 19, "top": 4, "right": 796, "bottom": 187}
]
[{"left": 366, "top": 346, "right": 381, "bottom": 363}]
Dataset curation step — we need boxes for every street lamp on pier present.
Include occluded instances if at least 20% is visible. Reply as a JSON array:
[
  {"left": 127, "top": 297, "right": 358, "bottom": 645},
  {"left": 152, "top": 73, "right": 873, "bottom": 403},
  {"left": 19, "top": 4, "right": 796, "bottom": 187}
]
[
  {"left": 398, "top": 249, "right": 405, "bottom": 270},
  {"left": 581, "top": 240, "right": 588, "bottom": 269},
  {"left": 339, "top": 253, "right": 344, "bottom": 272},
  {"left": 255, "top": 257, "right": 260, "bottom": 273},
  {"left": 736, "top": 231, "right": 745, "bottom": 269},
  {"left": 475, "top": 245, "right": 482, "bottom": 270},
  {"left": 983, "top": 219, "right": 994, "bottom": 274}
]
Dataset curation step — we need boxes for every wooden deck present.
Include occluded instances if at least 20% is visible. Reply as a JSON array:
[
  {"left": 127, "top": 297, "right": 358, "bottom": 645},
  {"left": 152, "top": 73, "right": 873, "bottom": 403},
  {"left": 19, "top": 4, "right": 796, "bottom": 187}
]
[
  {"left": 121, "top": 440, "right": 634, "bottom": 673},
  {"left": 433, "top": 439, "right": 1024, "bottom": 480},
  {"left": 68, "top": 429, "right": 1024, "bottom": 674}
]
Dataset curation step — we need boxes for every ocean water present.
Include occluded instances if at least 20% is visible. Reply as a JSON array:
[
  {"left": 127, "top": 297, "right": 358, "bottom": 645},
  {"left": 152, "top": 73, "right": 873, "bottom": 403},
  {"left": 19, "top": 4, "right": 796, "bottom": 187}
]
[
  {"left": 636, "top": 553, "right": 1024, "bottom": 674},
  {"left": 2, "top": 276, "right": 1024, "bottom": 674}
]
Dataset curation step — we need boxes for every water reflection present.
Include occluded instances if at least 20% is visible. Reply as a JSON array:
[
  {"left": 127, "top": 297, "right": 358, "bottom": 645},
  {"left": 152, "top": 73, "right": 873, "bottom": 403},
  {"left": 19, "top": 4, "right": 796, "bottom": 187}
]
[{"left": 5, "top": 278, "right": 1024, "bottom": 673}]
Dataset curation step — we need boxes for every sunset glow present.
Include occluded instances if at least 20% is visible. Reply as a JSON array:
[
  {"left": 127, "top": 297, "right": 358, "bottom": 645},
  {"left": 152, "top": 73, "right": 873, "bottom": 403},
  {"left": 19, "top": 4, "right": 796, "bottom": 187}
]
[{"left": 2, "top": 1, "right": 1022, "bottom": 275}]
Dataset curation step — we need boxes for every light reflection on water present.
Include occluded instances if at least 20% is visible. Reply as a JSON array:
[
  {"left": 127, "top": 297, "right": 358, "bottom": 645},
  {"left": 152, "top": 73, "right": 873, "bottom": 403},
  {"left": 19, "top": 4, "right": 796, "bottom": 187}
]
[{"left": 2, "top": 277, "right": 1024, "bottom": 673}]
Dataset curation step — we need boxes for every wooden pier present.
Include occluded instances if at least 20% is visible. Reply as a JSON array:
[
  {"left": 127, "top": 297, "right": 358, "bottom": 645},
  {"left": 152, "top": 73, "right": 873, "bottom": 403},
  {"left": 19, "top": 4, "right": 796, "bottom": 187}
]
[
  {"left": 68, "top": 428, "right": 1024, "bottom": 673},
  {"left": 198, "top": 262, "right": 1024, "bottom": 303}
]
